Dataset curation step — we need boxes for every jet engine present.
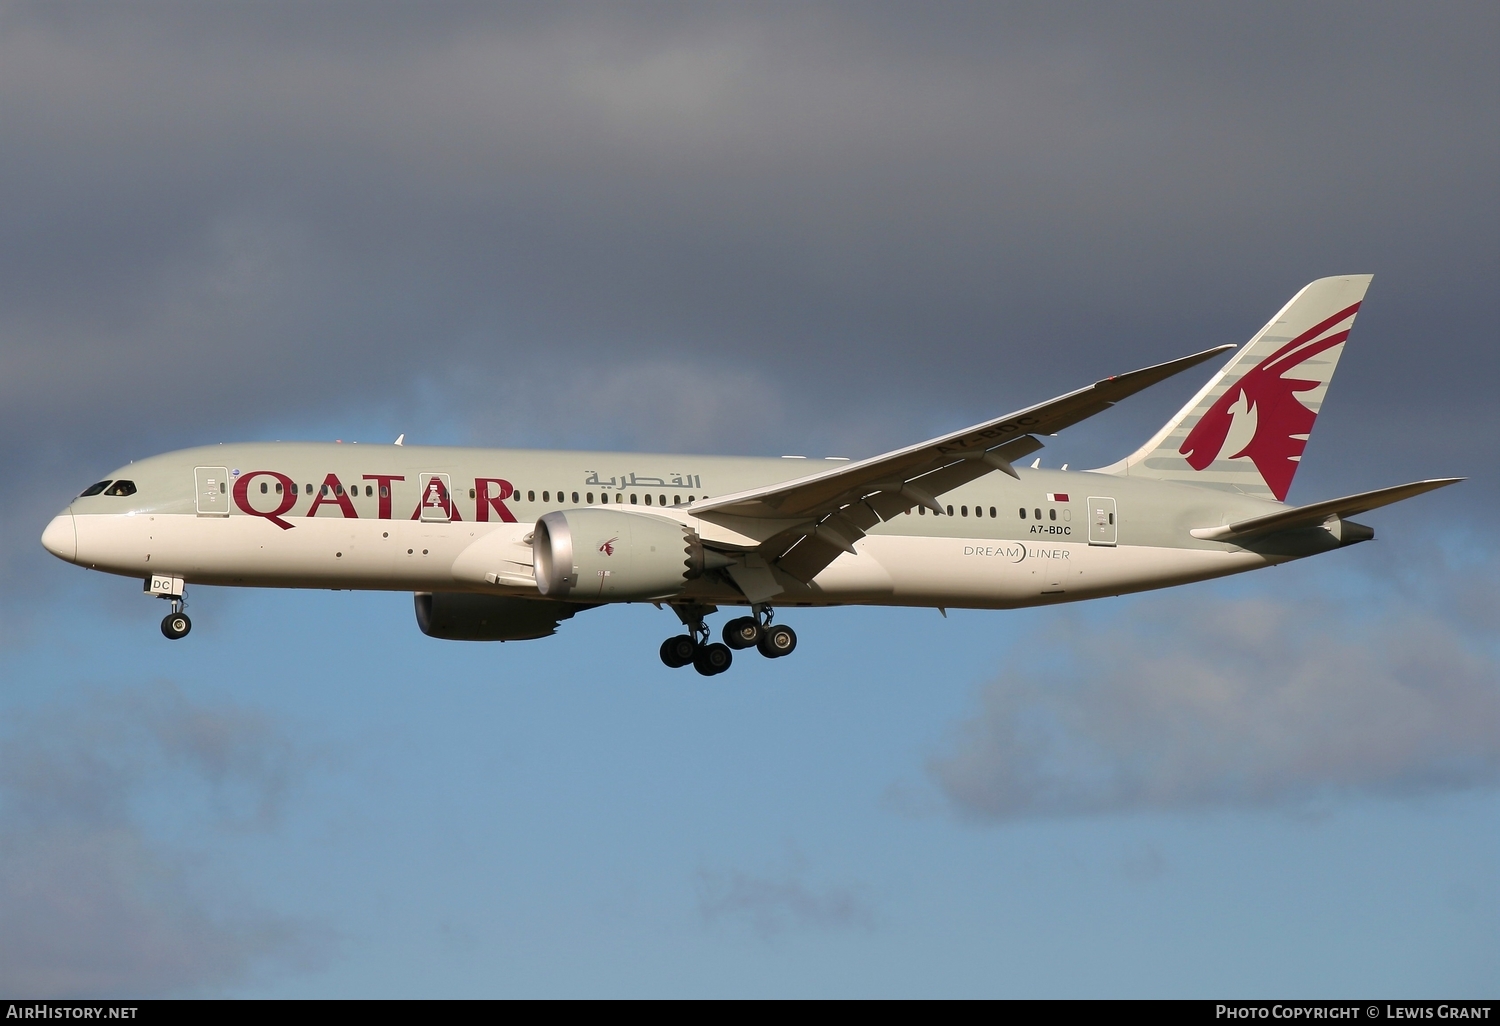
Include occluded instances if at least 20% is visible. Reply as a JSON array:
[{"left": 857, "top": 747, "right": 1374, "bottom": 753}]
[
  {"left": 414, "top": 592, "right": 589, "bottom": 641},
  {"left": 533, "top": 508, "right": 714, "bottom": 601}
]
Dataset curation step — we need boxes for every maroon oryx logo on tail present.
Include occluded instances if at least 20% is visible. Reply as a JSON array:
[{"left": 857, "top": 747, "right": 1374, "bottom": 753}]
[{"left": 1179, "top": 302, "right": 1359, "bottom": 501}]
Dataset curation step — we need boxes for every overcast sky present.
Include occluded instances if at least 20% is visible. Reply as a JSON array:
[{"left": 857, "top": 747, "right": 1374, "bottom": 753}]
[{"left": 2, "top": 2, "right": 1495, "bottom": 997}]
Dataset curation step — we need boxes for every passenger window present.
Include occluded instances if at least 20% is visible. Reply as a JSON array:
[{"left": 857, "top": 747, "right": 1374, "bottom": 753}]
[
  {"left": 104, "top": 480, "right": 137, "bottom": 496},
  {"left": 219, "top": 482, "right": 226, "bottom": 493},
  {"left": 1018, "top": 507, "right": 1026, "bottom": 518},
  {"left": 366, "top": 485, "right": 373, "bottom": 497},
  {"left": 659, "top": 494, "right": 666, "bottom": 506},
  {"left": 528, "top": 491, "right": 535, "bottom": 502},
  {"left": 469, "top": 488, "right": 476, "bottom": 499},
  {"left": 586, "top": 492, "right": 594, "bottom": 504},
  {"left": 1049, "top": 509, "right": 1057, "bottom": 521},
  {"left": 380, "top": 485, "right": 389, "bottom": 498},
  {"left": 542, "top": 491, "right": 550, "bottom": 502},
  {"left": 631, "top": 494, "right": 639, "bottom": 504},
  {"left": 946, "top": 505, "right": 953, "bottom": 516},
  {"left": 572, "top": 492, "right": 579, "bottom": 503},
  {"left": 260, "top": 482, "right": 269, "bottom": 494},
  {"left": 989, "top": 507, "right": 996, "bottom": 518},
  {"left": 961, "top": 506, "right": 968, "bottom": 517},
  {"left": 276, "top": 483, "right": 283, "bottom": 494},
  {"left": 79, "top": 481, "right": 111, "bottom": 497},
  {"left": 1109, "top": 513, "right": 1115, "bottom": 524},
  {"left": 688, "top": 495, "right": 695, "bottom": 502},
  {"left": 645, "top": 494, "right": 652, "bottom": 505},
  {"left": 306, "top": 483, "right": 313, "bottom": 494},
  {"left": 919, "top": 506, "right": 925, "bottom": 515},
  {"left": 335, "top": 484, "right": 344, "bottom": 496},
  {"left": 1034, "top": 508, "right": 1042, "bottom": 520},
  {"left": 674, "top": 495, "right": 681, "bottom": 505}
]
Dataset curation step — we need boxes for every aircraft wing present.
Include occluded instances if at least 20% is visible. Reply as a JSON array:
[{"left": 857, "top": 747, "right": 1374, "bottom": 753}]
[
  {"left": 1189, "top": 478, "right": 1463, "bottom": 542},
  {"left": 694, "top": 344, "right": 1234, "bottom": 584}
]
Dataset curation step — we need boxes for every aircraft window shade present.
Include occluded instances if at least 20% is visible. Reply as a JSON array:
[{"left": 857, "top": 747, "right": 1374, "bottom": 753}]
[
  {"left": 572, "top": 492, "right": 580, "bottom": 503},
  {"left": 990, "top": 507, "right": 997, "bottom": 518},
  {"left": 1049, "top": 509, "right": 1057, "bottom": 521},
  {"left": 79, "top": 481, "right": 112, "bottom": 497},
  {"left": 104, "top": 480, "right": 137, "bottom": 497}
]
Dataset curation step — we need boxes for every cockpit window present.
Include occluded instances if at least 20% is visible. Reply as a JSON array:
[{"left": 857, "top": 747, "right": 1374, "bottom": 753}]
[
  {"left": 79, "top": 481, "right": 111, "bottom": 497},
  {"left": 103, "top": 480, "right": 137, "bottom": 497}
]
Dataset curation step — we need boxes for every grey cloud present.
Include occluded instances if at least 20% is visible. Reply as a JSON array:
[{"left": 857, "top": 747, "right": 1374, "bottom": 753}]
[
  {"left": 0, "top": 682, "right": 324, "bottom": 995},
  {"left": 930, "top": 580, "right": 1500, "bottom": 820},
  {"left": 2, "top": 4, "right": 1495, "bottom": 591},
  {"left": 696, "top": 856, "right": 876, "bottom": 939}
]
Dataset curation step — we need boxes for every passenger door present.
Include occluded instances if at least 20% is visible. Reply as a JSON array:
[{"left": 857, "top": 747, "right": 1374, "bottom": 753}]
[
  {"left": 1087, "top": 496, "right": 1117, "bottom": 546},
  {"left": 195, "top": 466, "right": 230, "bottom": 516}
]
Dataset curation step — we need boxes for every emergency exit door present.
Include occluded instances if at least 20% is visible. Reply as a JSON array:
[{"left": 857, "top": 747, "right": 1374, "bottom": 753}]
[
  {"left": 419, "top": 473, "right": 454, "bottom": 522},
  {"left": 1087, "top": 496, "right": 1117, "bottom": 546},
  {"left": 195, "top": 466, "right": 230, "bottom": 515}
]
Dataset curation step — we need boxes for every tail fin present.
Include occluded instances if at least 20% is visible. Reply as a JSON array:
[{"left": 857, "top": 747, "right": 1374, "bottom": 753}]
[{"left": 1099, "top": 274, "right": 1372, "bottom": 501}]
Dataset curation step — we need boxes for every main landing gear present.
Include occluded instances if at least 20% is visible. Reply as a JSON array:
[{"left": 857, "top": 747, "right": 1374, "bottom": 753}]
[
  {"left": 160, "top": 596, "right": 192, "bottom": 640},
  {"left": 660, "top": 604, "right": 796, "bottom": 675}
]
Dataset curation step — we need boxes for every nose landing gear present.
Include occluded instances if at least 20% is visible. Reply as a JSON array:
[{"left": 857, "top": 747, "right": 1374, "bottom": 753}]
[
  {"left": 661, "top": 604, "right": 795, "bottom": 674},
  {"left": 160, "top": 597, "right": 191, "bottom": 640}
]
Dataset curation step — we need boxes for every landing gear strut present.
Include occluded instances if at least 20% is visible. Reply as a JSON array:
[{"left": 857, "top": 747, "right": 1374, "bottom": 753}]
[
  {"left": 659, "top": 603, "right": 732, "bottom": 676},
  {"left": 661, "top": 604, "right": 795, "bottom": 674},
  {"left": 160, "top": 596, "right": 191, "bottom": 640}
]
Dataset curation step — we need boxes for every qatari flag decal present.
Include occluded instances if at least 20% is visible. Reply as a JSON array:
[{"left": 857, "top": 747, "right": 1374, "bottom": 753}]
[{"left": 1046, "top": 493, "right": 1069, "bottom": 502}]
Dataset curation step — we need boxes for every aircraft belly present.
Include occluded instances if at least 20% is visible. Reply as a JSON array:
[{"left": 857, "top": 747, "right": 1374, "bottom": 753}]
[
  {"left": 71, "top": 513, "right": 504, "bottom": 590},
  {"left": 858, "top": 534, "right": 1269, "bottom": 608}
]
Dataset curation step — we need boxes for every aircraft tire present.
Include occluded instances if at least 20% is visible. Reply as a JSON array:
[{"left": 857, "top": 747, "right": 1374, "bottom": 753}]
[
  {"left": 693, "top": 642, "right": 733, "bottom": 676},
  {"left": 660, "top": 635, "right": 696, "bottom": 668},
  {"left": 722, "top": 616, "right": 761, "bottom": 650},
  {"left": 161, "top": 613, "right": 191, "bottom": 640},
  {"left": 757, "top": 624, "right": 796, "bottom": 659}
]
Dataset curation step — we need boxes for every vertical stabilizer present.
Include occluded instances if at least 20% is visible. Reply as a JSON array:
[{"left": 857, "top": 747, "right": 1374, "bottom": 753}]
[{"left": 1097, "top": 274, "right": 1372, "bottom": 501}]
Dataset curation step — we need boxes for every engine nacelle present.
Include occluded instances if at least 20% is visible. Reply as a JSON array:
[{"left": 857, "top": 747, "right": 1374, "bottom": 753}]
[
  {"left": 414, "top": 592, "right": 587, "bottom": 641},
  {"left": 533, "top": 508, "right": 705, "bottom": 601}
]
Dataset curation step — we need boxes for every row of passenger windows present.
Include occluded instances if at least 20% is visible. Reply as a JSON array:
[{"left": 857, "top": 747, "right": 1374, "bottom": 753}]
[
  {"left": 78, "top": 480, "right": 136, "bottom": 497},
  {"left": 254, "top": 482, "right": 702, "bottom": 505},
  {"left": 515, "top": 490, "right": 698, "bottom": 506},
  {"left": 910, "top": 504, "right": 1060, "bottom": 520}
]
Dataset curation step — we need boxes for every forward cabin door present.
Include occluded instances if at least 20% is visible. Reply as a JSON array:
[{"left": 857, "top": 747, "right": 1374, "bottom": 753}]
[
  {"left": 195, "top": 466, "right": 230, "bottom": 516},
  {"left": 1087, "top": 496, "right": 1117, "bottom": 546}
]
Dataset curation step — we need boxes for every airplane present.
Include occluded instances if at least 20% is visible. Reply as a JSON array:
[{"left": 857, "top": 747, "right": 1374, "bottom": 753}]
[{"left": 40, "top": 275, "right": 1460, "bottom": 675}]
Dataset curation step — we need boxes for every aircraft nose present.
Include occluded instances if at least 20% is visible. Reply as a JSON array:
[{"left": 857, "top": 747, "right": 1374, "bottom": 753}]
[{"left": 41, "top": 512, "right": 77, "bottom": 563}]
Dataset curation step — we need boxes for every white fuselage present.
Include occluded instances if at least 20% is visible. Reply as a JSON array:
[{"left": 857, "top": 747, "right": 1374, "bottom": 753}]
[{"left": 43, "top": 441, "right": 1301, "bottom": 613}]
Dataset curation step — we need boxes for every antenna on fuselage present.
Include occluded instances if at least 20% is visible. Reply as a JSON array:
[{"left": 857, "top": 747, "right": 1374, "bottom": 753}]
[{"left": 394, "top": 434, "right": 405, "bottom": 446}]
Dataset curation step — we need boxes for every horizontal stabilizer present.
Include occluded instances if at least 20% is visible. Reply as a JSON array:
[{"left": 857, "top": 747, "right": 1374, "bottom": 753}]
[{"left": 1190, "top": 478, "right": 1463, "bottom": 541}]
